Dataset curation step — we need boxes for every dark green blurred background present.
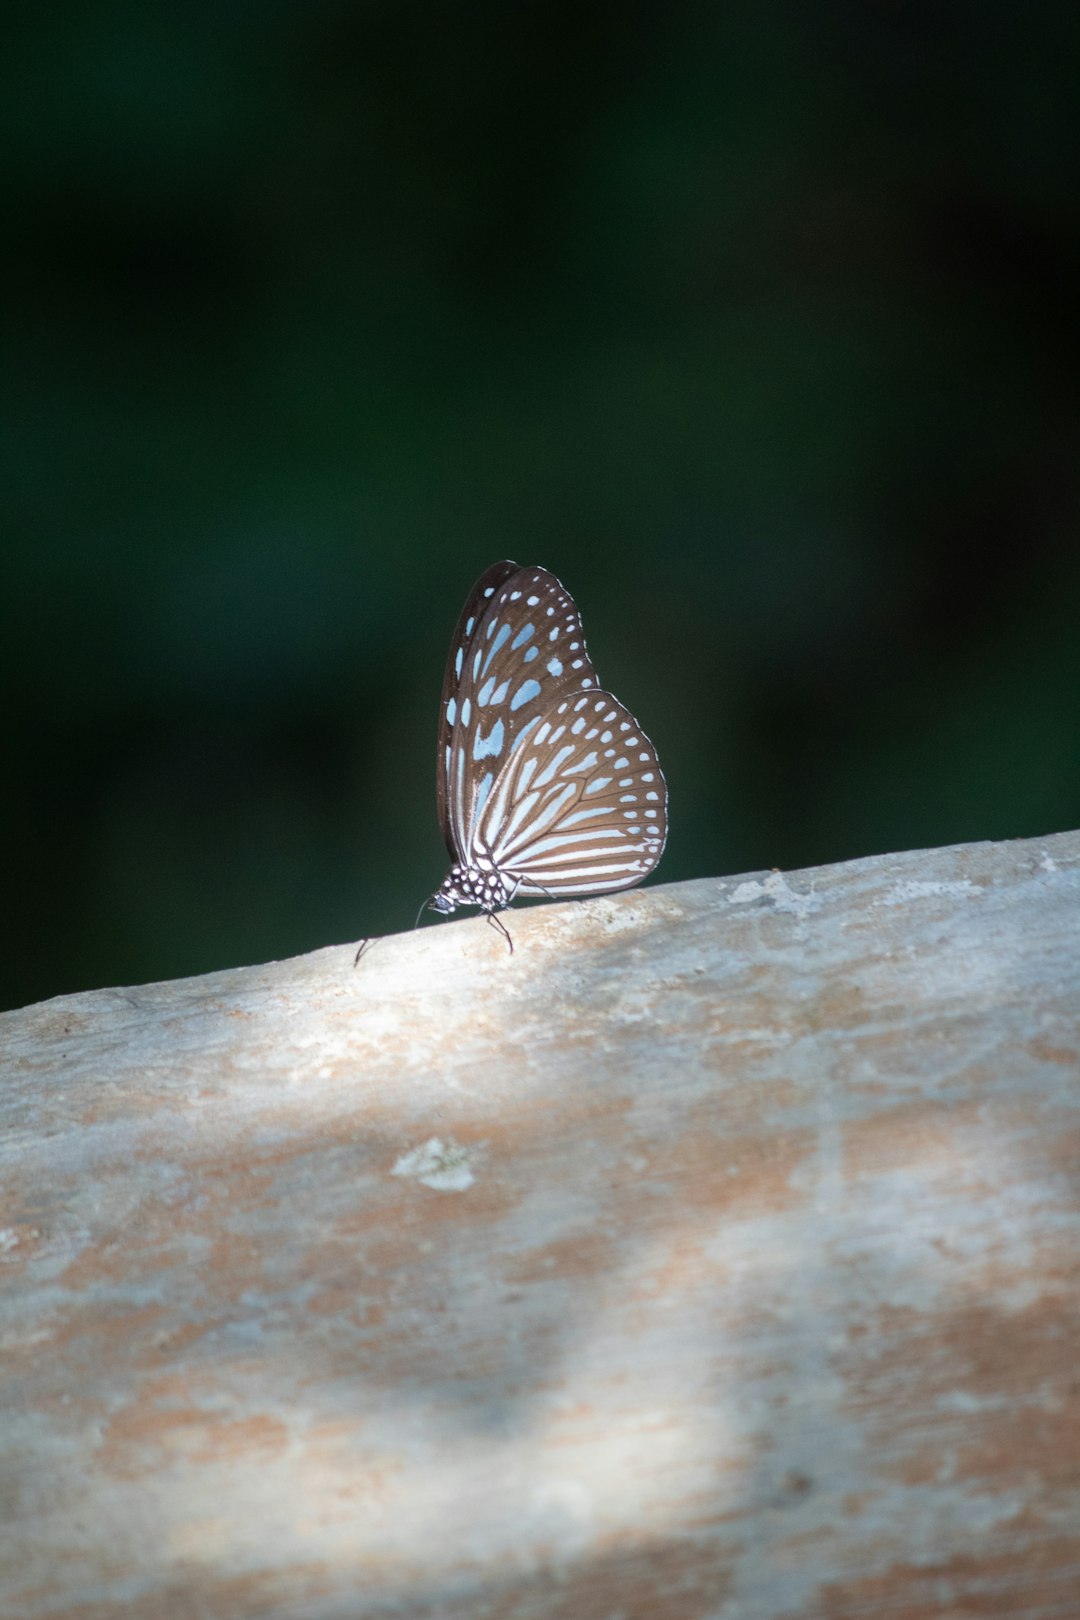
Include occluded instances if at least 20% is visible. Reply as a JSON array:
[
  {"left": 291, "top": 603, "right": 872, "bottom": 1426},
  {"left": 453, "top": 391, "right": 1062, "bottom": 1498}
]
[{"left": 4, "top": 3, "right": 1079, "bottom": 1013}]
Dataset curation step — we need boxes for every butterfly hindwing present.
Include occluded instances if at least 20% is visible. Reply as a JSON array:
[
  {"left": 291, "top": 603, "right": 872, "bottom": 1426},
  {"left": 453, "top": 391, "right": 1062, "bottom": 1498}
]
[{"left": 475, "top": 688, "right": 667, "bottom": 893}]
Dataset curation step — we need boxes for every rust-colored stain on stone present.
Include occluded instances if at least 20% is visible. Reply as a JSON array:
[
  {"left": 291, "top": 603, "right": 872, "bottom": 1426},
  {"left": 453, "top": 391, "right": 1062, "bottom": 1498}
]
[
  {"left": 503, "top": 1229, "right": 617, "bottom": 1286},
  {"left": 814, "top": 1532, "right": 1080, "bottom": 1619},
  {"left": 643, "top": 1113, "right": 815, "bottom": 1216},
  {"left": 100, "top": 1391, "right": 290, "bottom": 1478},
  {"left": 1026, "top": 1037, "right": 1079, "bottom": 1068},
  {"left": 840, "top": 1095, "right": 990, "bottom": 1180}
]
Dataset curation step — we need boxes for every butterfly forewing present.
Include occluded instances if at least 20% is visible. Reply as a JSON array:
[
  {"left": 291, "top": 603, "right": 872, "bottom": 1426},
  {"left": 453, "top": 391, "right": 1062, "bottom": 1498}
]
[
  {"left": 437, "top": 562, "right": 602, "bottom": 861},
  {"left": 475, "top": 688, "right": 667, "bottom": 893},
  {"left": 436, "top": 561, "right": 519, "bottom": 859}
]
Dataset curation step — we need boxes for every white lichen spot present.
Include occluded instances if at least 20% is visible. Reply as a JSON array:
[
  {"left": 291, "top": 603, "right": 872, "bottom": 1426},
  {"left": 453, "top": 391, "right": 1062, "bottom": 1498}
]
[
  {"left": 391, "top": 1137, "right": 475, "bottom": 1192},
  {"left": 729, "top": 872, "right": 821, "bottom": 919}
]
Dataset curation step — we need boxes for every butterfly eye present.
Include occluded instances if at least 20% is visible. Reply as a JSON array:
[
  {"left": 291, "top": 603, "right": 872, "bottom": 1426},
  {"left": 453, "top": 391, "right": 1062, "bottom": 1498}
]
[{"left": 428, "top": 562, "right": 667, "bottom": 936}]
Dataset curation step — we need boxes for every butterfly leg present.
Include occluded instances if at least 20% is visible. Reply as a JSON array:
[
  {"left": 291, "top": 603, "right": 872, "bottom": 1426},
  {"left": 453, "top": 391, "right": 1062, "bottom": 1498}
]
[
  {"left": 353, "top": 938, "right": 371, "bottom": 967},
  {"left": 485, "top": 909, "right": 514, "bottom": 954}
]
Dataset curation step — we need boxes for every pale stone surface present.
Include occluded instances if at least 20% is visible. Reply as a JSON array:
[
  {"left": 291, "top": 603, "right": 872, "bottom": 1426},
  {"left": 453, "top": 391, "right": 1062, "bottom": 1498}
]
[{"left": 2, "top": 831, "right": 1079, "bottom": 1619}]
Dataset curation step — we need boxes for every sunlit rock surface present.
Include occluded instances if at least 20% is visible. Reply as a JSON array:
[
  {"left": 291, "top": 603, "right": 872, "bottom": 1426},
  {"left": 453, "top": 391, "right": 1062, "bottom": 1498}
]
[{"left": 2, "top": 831, "right": 1079, "bottom": 1619}]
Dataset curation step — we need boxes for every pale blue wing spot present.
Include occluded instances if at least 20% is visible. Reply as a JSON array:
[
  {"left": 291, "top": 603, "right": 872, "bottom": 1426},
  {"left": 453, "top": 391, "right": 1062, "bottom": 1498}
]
[
  {"left": 465, "top": 617, "right": 475, "bottom": 635},
  {"left": 446, "top": 697, "right": 457, "bottom": 725},
  {"left": 478, "top": 676, "right": 495, "bottom": 706},
  {"left": 474, "top": 771, "right": 494, "bottom": 819},
  {"left": 583, "top": 776, "right": 612, "bottom": 795},
  {"left": 511, "top": 623, "right": 535, "bottom": 649},
  {"left": 562, "top": 750, "right": 598, "bottom": 774},
  {"left": 504, "top": 823, "right": 622, "bottom": 862},
  {"left": 473, "top": 719, "right": 505, "bottom": 760},
  {"left": 561, "top": 806, "right": 615, "bottom": 827},
  {"left": 455, "top": 647, "right": 463, "bottom": 677},
  {"left": 510, "top": 679, "right": 542, "bottom": 711},
  {"left": 461, "top": 697, "right": 472, "bottom": 726},
  {"left": 498, "top": 780, "right": 577, "bottom": 848},
  {"left": 533, "top": 744, "right": 575, "bottom": 788},
  {"left": 524, "top": 646, "right": 539, "bottom": 662},
  {"left": 491, "top": 680, "right": 510, "bottom": 706},
  {"left": 507, "top": 713, "right": 541, "bottom": 750},
  {"left": 547, "top": 657, "right": 563, "bottom": 676},
  {"left": 454, "top": 748, "right": 467, "bottom": 843},
  {"left": 492, "top": 788, "right": 542, "bottom": 850},
  {"left": 481, "top": 623, "right": 512, "bottom": 676}
]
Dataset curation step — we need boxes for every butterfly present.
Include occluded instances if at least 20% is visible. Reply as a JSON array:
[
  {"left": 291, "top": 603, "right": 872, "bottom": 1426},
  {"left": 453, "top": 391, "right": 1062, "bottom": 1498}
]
[{"left": 424, "top": 561, "right": 667, "bottom": 948}]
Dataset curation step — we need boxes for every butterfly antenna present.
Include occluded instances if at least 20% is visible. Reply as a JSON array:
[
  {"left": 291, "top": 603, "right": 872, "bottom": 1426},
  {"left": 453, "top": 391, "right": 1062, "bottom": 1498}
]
[{"left": 414, "top": 895, "right": 432, "bottom": 931}]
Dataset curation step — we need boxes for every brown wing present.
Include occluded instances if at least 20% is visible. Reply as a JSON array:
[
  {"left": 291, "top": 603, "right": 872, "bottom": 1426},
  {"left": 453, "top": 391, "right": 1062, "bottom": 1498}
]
[
  {"left": 436, "top": 561, "right": 520, "bottom": 859},
  {"left": 474, "top": 688, "right": 667, "bottom": 894},
  {"left": 436, "top": 563, "right": 601, "bottom": 861}
]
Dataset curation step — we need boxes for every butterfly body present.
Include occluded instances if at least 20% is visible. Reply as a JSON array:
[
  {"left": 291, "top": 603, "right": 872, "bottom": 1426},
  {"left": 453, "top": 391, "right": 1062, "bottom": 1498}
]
[
  {"left": 429, "top": 859, "right": 516, "bottom": 915},
  {"left": 428, "top": 561, "right": 667, "bottom": 934}
]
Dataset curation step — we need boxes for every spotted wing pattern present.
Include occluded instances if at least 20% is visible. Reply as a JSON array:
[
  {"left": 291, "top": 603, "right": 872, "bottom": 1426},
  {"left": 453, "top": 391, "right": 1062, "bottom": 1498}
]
[
  {"left": 436, "top": 563, "right": 601, "bottom": 862},
  {"left": 436, "top": 561, "right": 520, "bottom": 860},
  {"left": 473, "top": 688, "right": 666, "bottom": 893},
  {"left": 433, "top": 561, "right": 667, "bottom": 909}
]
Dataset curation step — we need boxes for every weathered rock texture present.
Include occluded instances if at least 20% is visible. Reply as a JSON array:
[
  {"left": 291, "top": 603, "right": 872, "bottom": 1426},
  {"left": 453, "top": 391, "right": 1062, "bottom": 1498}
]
[{"left": 2, "top": 831, "right": 1079, "bottom": 1619}]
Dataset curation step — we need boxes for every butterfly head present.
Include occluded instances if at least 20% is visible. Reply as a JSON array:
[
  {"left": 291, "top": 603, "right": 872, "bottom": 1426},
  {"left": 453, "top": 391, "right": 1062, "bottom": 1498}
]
[{"left": 427, "top": 885, "right": 458, "bottom": 916}]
